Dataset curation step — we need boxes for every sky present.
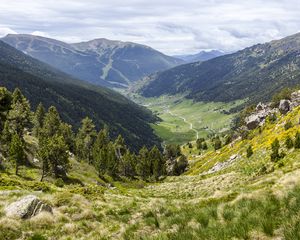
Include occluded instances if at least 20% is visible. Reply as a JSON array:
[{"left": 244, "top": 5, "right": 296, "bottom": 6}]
[{"left": 0, "top": 0, "right": 300, "bottom": 55}]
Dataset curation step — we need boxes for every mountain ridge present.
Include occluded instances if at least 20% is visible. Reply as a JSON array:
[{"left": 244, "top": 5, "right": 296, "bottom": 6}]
[
  {"left": 139, "top": 32, "right": 300, "bottom": 106},
  {"left": 2, "top": 34, "right": 183, "bottom": 88},
  {"left": 0, "top": 40, "right": 161, "bottom": 150}
]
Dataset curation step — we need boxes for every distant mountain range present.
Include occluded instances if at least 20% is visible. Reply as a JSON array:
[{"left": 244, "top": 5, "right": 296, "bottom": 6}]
[
  {"left": 1, "top": 34, "right": 183, "bottom": 88},
  {"left": 0, "top": 40, "right": 161, "bottom": 150},
  {"left": 173, "top": 50, "right": 225, "bottom": 63},
  {"left": 139, "top": 33, "right": 300, "bottom": 106}
]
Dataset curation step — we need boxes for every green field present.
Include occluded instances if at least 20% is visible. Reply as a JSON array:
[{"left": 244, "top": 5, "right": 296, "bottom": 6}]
[{"left": 131, "top": 94, "right": 244, "bottom": 145}]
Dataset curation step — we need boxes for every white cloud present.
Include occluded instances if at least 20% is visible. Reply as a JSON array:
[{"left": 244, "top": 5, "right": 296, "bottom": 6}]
[
  {"left": 0, "top": 27, "right": 17, "bottom": 37},
  {"left": 0, "top": 0, "right": 299, "bottom": 54}
]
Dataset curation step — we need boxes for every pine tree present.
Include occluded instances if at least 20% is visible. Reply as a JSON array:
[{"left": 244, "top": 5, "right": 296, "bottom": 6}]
[
  {"left": 136, "top": 146, "right": 151, "bottom": 179},
  {"left": 149, "top": 145, "right": 165, "bottom": 180},
  {"left": 0, "top": 87, "right": 12, "bottom": 130},
  {"left": 33, "top": 103, "right": 45, "bottom": 137},
  {"left": 7, "top": 88, "right": 31, "bottom": 138},
  {"left": 75, "top": 117, "right": 96, "bottom": 163},
  {"left": 1, "top": 121, "right": 12, "bottom": 154},
  {"left": 40, "top": 106, "right": 61, "bottom": 141},
  {"left": 120, "top": 150, "right": 136, "bottom": 177},
  {"left": 106, "top": 142, "right": 119, "bottom": 177},
  {"left": 246, "top": 145, "right": 253, "bottom": 158},
  {"left": 174, "top": 155, "right": 188, "bottom": 175},
  {"left": 114, "top": 135, "right": 126, "bottom": 160},
  {"left": 59, "top": 122, "right": 74, "bottom": 151},
  {"left": 9, "top": 133, "right": 25, "bottom": 175},
  {"left": 39, "top": 135, "right": 69, "bottom": 179}
]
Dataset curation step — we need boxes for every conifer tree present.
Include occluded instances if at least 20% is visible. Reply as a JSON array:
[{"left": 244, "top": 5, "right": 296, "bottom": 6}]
[
  {"left": 213, "top": 137, "right": 222, "bottom": 150},
  {"left": 40, "top": 106, "right": 61, "bottom": 141},
  {"left": 9, "top": 133, "right": 25, "bottom": 175},
  {"left": 33, "top": 103, "right": 45, "bottom": 137},
  {"left": 149, "top": 145, "right": 165, "bottom": 180},
  {"left": 75, "top": 117, "right": 96, "bottom": 163},
  {"left": 7, "top": 88, "right": 31, "bottom": 138},
  {"left": 1, "top": 121, "right": 12, "bottom": 154},
  {"left": 120, "top": 150, "right": 136, "bottom": 177},
  {"left": 59, "top": 122, "right": 74, "bottom": 151},
  {"left": 136, "top": 146, "right": 151, "bottom": 179},
  {"left": 0, "top": 87, "right": 12, "bottom": 130},
  {"left": 39, "top": 135, "right": 69, "bottom": 179}
]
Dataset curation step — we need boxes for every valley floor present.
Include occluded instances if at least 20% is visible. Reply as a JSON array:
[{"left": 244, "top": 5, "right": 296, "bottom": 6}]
[{"left": 130, "top": 94, "right": 243, "bottom": 145}]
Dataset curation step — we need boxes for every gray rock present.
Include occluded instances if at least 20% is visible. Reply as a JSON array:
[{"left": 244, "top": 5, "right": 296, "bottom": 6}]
[
  {"left": 279, "top": 99, "right": 291, "bottom": 114},
  {"left": 5, "top": 195, "right": 52, "bottom": 219},
  {"left": 245, "top": 114, "right": 261, "bottom": 130}
]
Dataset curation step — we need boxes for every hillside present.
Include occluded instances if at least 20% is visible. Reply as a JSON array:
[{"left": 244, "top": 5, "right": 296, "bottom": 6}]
[
  {"left": 0, "top": 40, "right": 160, "bottom": 150},
  {"left": 139, "top": 33, "right": 300, "bottom": 105},
  {"left": 2, "top": 90, "right": 300, "bottom": 239},
  {"left": 2, "top": 34, "right": 183, "bottom": 88}
]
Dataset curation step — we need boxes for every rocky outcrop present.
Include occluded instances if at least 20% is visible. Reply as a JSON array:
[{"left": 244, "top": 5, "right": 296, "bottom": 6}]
[
  {"left": 279, "top": 99, "right": 291, "bottom": 114},
  {"left": 245, "top": 103, "right": 276, "bottom": 130},
  {"left": 5, "top": 195, "right": 52, "bottom": 219},
  {"left": 203, "top": 154, "right": 240, "bottom": 175}
]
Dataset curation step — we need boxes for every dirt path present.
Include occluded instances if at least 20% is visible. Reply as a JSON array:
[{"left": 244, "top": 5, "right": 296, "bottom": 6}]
[{"left": 166, "top": 108, "right": 199, "bottom": 140}]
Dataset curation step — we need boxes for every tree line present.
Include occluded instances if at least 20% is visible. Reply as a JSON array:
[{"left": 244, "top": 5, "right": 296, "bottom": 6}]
[{"left": 0, "top": 87, "right": 187, "bottom": 182}]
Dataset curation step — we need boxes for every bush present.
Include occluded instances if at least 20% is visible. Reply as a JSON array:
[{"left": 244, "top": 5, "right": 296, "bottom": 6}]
[
  {"left": 271, "top": 138, "right": 282, "bottom": 162},
  {"left": 295, "top": 132, "right": 300, "bottom": 149},
  {"left": 55, "top": 178, "right": 64, "bottom": 188},
  {"left": 284, "top": 121, "right": 293, "bottom": 130},
  {"left": 246, "top": 145, "right": 253, "bottom": 158},
  {"left": 213, "top": 137, "right": 222, "bottom": 151},
  {"left": 285, "top": 136, "right": 294, "bottom": 149}
]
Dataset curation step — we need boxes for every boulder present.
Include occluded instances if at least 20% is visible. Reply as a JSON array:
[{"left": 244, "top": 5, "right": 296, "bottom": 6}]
[
  {"left": 5, "top": 195, "right": 52, "bottom": 219},
  {"left": 279, "top": 99, "right": 291, "bottom": 114},
  {"left": 245, "top": 114, "right": 261, "bottom": 130}
]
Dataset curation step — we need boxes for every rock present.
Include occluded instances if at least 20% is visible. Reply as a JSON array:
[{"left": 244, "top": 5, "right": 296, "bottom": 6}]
[
  {"left": 33, "top": 158, "right": 39, "bottom": 164},
  {"left": 5, "top": 195, "right": 52, "bottom": 219},
  {"left": 56, "top": 165, "right": 67, "bottom": 178},
  {"left": 279, "top": 99, "right": 291, "bottom": 114},
  {"left": 245, "top": 114, "right": 261, "bottom": 130}
]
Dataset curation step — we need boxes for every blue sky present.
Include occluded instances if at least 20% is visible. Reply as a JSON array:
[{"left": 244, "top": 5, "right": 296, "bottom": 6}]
[{"left": 0, "top": 0, "right": 299, "bottom": 55}]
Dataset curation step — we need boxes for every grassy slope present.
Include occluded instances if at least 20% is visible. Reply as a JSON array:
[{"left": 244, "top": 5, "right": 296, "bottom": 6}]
[
  {"left": 132, "top": 94, "right": 243, "bottom": 145},
  {"left": 2, "top": 107, "right": 300, "bottom": 239}
]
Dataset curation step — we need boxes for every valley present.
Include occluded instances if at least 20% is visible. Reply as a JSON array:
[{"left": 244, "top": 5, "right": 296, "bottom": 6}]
[
  {"left": 1, "top": 8, "right": 300, "bottom": 239},
  {"left": 131, "top": 94, "right": 243, "bottom": 145}
]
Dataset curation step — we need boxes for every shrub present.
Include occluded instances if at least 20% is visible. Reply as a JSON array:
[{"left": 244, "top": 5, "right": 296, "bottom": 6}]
[
  {"left": 213, "top": 137, "right": 222, "bottom": 151},
  {"left": 295, "top": 132, "right": 300, "bottom": 149},
  {"left": 271, "top": 138, "right": 281, "bottom": 162},
  {"left": 285, "top": 136, "right": 294, "bottom": 149},
  {"left": 55, "top": 178, "right": 64, "bottom": 188},
  {"left": 284, "top": 121, "right": 293, "bottom": 130},
  {"left": 246, "top": 145, "right": 253, "bottom": 158}
]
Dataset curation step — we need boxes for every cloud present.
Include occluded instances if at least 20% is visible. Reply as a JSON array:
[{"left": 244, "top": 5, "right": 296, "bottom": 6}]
[
  {"left": 0, "top": 27, "right": 17, "bottom": 37},
  {"left": 0, "top": 0, "right": 299, "bottom": 54}
]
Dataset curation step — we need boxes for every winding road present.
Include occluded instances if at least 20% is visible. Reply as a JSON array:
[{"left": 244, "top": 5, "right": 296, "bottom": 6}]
[{"left": 165, "top": 108, "right": 199, "bottom": 140}]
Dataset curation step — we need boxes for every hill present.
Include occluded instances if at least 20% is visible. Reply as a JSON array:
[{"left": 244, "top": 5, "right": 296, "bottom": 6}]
[
  {"left": 174, "top": 50, "right": 224, "bottom": 63},
  {"left": 2, "top": 90, "right": 300, "bottom": 239},
  {"left": 139, "top": 33, "right": 300, "bottom": 105},
  {"left": 0, "top": 40, "right": 160, "bottom": 150},
  {"left": 2, "top": 34, "right": 183, "bottom": 88}
]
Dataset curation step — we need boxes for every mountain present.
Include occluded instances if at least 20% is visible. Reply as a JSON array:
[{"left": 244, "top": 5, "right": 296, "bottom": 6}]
[
  {"left": 174, "top": 50, "right": 225, "bottom": 63},
  {"left": 1, "top": 34, "right": 183, "bottom": 88},
  {"left": 0, "top": 40, "right": 161, "bottom": 150},
  {"left": 139, "top": 33, "right": 300, "bottom": 106}
]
